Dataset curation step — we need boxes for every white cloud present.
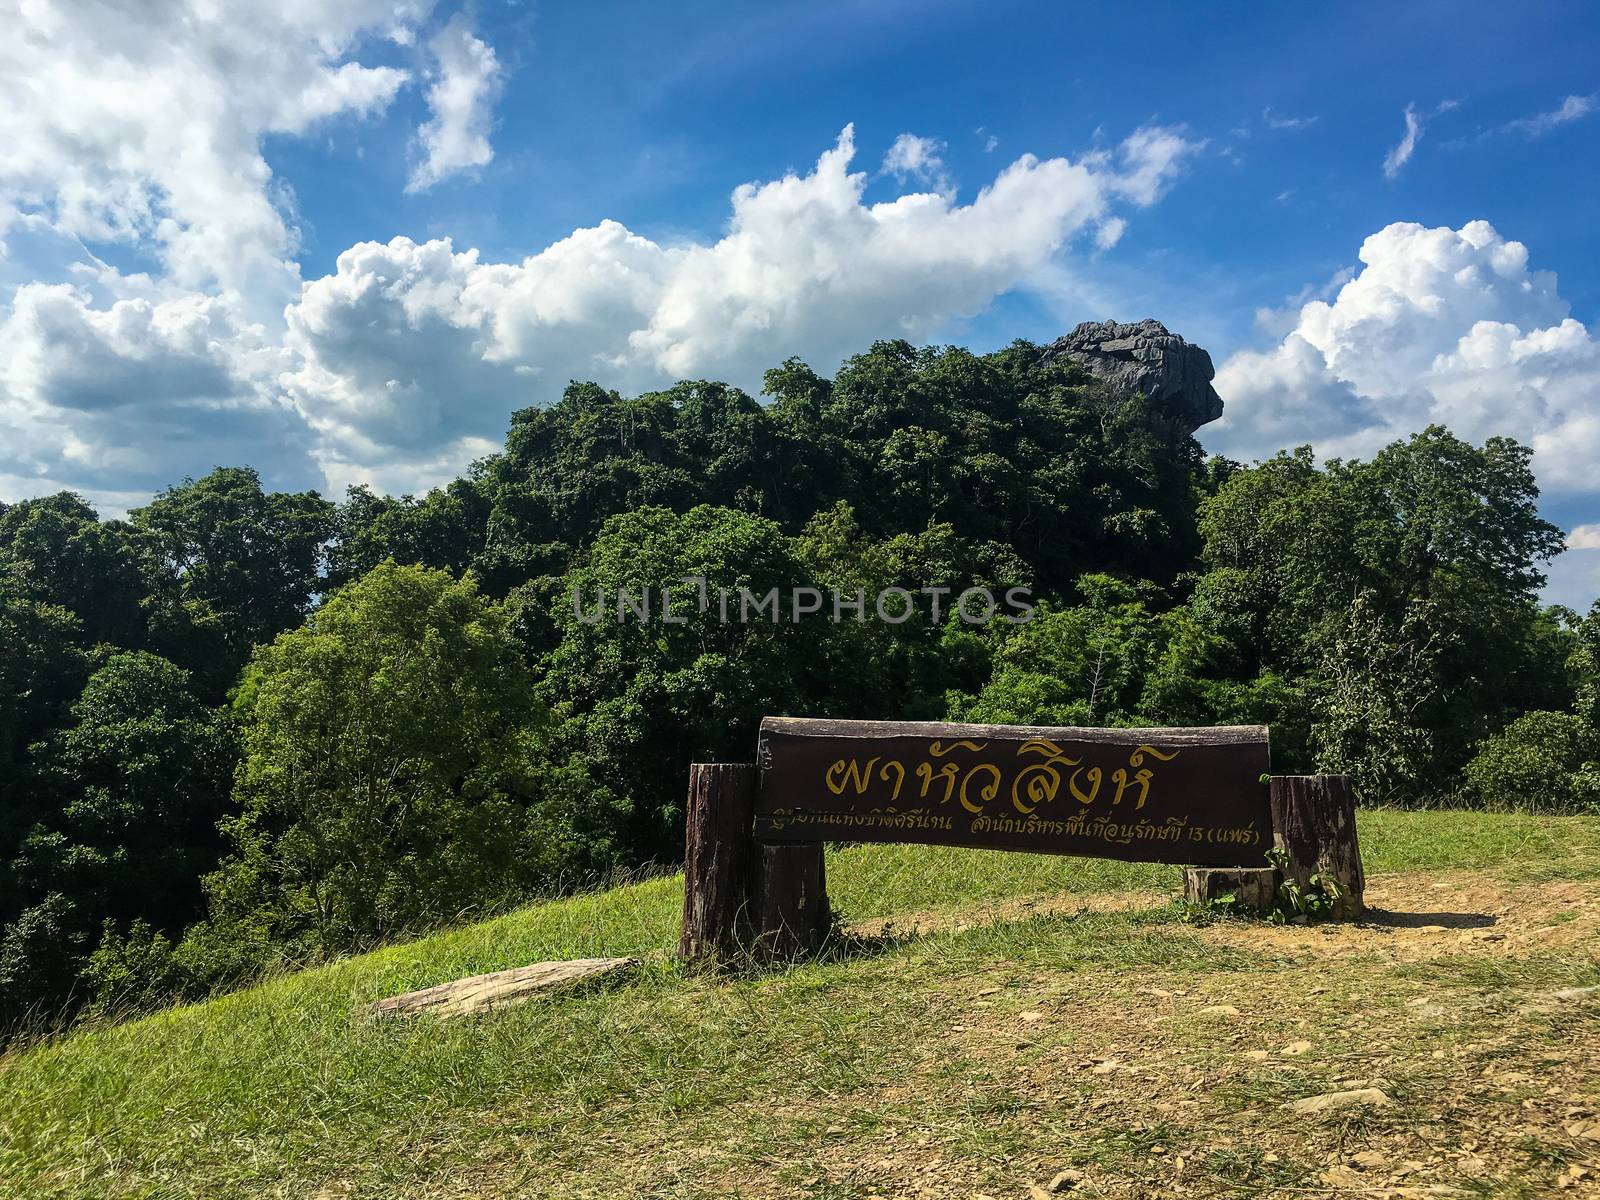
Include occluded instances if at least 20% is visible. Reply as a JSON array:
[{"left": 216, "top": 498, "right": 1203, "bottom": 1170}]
[
  {"left": 1383, "top": 104, "right": 1423, "bottom": 178},
  {"left": 882, "top": 134, "right": 951, "bottom": 193},
  {"left": 408, "top": 16, "right": 506, "bottom": 191},
  {"left": 0, "top": 0, "right": 427, "bottom": 306},
  {"left": 1569, "top": 524, "right": 1600, "bottom": 551},
  {"left": 0, "top": 282, "right": 311, "bottom": 496},
  {"left": 0, "top": 0, "right": 511, "bottom": 505},
  {"left": 1107, "top": 125, "right": 1206, "bottom": 204},
  {"left": 1209, "top": 220, "right": 1600, "bottom": 496},
  {"left": 1263, "top": 106, "right": 1316, "bottom": 131},
  {"left": 283, "top": 123, "right": 1205, "bottom": 492},
  {"left": 1501, "top": 93, "right": 1597, "bottom": 139},
  {"left": 1382, "top": 100, "right": 1461, "bottom": 178},
  {"left": 0, "top": 2, "right": 1201, "bottom": 506},
  {"left": 1094, "top": 217, "right": 1127, "bottom": 250}
]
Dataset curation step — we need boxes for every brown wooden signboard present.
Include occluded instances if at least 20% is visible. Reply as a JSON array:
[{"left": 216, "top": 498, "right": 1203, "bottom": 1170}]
[{"left": 754, "top": 717, "right": 1272, "bottom": 868}]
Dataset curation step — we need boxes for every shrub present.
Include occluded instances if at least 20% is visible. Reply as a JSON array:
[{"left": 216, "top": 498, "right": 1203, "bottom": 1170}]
[{"left": 1463, "top": 710, "right": 1600, "bottom": 812}]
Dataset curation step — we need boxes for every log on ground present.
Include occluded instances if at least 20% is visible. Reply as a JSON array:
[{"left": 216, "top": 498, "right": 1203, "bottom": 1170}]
[{"left": 362, "top": 957, "right": 637, "bottom": 1019}]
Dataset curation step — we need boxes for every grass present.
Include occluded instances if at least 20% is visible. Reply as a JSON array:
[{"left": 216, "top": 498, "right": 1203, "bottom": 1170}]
[{"left": 2, "top": 808, "right": 1599, "bottom": 1199}]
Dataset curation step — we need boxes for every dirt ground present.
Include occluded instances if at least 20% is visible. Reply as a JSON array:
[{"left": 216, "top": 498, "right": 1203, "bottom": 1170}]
[{"left": 717, "top": 871, "right": 1600, "bottom": 1200}]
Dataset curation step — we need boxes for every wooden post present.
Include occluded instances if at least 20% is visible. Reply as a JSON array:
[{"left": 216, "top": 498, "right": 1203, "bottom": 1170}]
[
  {"left": 1183, "top": 866, "right": 1277, "bottom": 915},
  {"left": 679, "top": 763, "right": 757, "bottom": 962},
  {"left": 753, "top": 842, "right": 830, "bottom": 958},
  {"left": 1269, "top": 774, "right": 1365, "bottom": 918}
]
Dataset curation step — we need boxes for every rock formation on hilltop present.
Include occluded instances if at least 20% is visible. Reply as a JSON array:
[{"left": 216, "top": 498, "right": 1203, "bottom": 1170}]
[{"left": 1040, "top": 318, "right": 1224, "bottom": 435}]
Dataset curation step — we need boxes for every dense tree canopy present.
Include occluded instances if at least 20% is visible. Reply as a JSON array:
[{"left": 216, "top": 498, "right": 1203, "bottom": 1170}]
[
  {"left": 1, "top": 334, "right": 1592, "bottom": 1033},
  {"left": 205, "top": 562, "right": 573, "bottom": 959}
]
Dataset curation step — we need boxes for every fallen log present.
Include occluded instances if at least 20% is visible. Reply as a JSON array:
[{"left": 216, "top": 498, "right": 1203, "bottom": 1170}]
[{"left": 362, "top": 956, "right": 637, "bottom": 1019}]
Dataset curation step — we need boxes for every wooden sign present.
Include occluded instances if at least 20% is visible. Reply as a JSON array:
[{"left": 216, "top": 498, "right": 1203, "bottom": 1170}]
[{"left": 754, "top": 717, "right": 1272, "bottom": 867}]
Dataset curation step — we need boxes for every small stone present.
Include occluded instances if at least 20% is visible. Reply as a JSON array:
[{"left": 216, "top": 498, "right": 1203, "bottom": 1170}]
[
  {"left": 1283, "top": 1088, "right": 1393, "bottom": 1116},
  {"left": 1020, "top": 1011, "right": 1044, "bottom": 1023},
  {"left": 1029, "top": 1186, "right": 1053, "bottom": 1200},
  {"left": 1047, "top": 1168, "right": 1085, "bottom": 1192},
  {"left": 1243, "top": 1049, "right": 1271, "bottom": 1061},
  {"left": 1090, "top": 1059, "right": 1120, "bottom": 1075},
  {"left": 1281, "top": 1040, "right": 1313, "bottom": 1056},
  {"left": 1551, "top": 985, "right": 1600, "bottom": 1001},
  {"left": 1198, "top": 1004, "right": 1241, "bottom": 1017},
  {"left": 1351, "top": 1150, "right": 1389, "bottom": 1170}
]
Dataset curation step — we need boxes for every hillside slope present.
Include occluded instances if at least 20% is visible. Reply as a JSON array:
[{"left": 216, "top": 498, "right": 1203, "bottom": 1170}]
[{"left": 3, "top": 810, "right": 1599, "bottom": 1199}]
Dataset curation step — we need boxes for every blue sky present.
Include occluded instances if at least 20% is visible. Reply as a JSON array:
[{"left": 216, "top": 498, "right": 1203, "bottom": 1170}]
[{"left": 2, "top": 0, "right": 1598, "bottom": 602}]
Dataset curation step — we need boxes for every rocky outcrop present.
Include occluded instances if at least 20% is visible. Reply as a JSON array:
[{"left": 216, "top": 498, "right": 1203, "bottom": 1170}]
[{"left": 1040, "top": 318, "right": 1224, "bottom": 434}]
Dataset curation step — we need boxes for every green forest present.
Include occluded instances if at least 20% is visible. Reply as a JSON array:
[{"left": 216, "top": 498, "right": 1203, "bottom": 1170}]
[{"left": 3, "top": 336, "right": 1597, "bottom": 1034}]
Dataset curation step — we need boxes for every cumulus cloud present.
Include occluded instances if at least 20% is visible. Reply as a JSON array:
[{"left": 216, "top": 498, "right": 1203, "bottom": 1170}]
[
  {"left": 0, "top": 283, "right": 311, "bottom": 498},
  {"left": 0, "top": 3, "right": 1200, "bottom": 504},
  {"left": 0, "top": 0, "right": 427, "bottom": 305},
  {"left": 283, "top": 123, "right": 1204, "bottom": 492},
  {"left": 408, "top": 15, "right": 506, "bottom": 191},
  {"left": 1569, "top": 524, "right": 1600, "bottom": 551},
  {"left": 0, "top": 1, "right": 521, "bottom": 505},
  {"left": 1209, "top": 219, "right": 1600, "bottom": 496}
]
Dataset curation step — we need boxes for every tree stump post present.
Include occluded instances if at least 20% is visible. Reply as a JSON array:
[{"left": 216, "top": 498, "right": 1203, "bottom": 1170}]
[
  {"left": 753, "top": 842, "right": 830, "bottom": 958},
  {"left": 679, "top": 763, "right": 757, "bottom": 962},
  {"left": 1183, "top": 866, "right": 1277, "bottom": 915},
  {"left": 1268, "top": 774, "right": 1365, "bottom": 918}
]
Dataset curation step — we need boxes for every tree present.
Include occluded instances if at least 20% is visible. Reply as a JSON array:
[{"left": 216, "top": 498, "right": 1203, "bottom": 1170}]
[
  {"left": 1464, "top": 711, "right": 1600, "bottom": 812},
  {"left": 540, "top": 505, "right": 824, "bottom": 860},
  {"left": 951, "top": 574, "right": 1226, "bottom": 728},
  {"left": 131, "top": 467, "right": 334, "bottom": 672},
  {"left": 26, "top": 652, "right": 236, "bottom": 926},
  {"left": 2, "top": 651, "right": 233, "bottom": 1023},
  {"left": 0, "top": 570, "right": 89, "bottom": 943},
  {"left": 206, "top": 562, "right": 575, "bottom": 959},
  {"left": 1571, "top": 601, "right": 1600, "bottom": 727},
  {"left": 325, "top": 480, "right": 490, "bottom": 592},
  {"left": 0, "top": 493, "right": 157, "bottom": 649},
  {"left": 1194, "top": 428, "right": 1569, "bottom": 798},
  {"left": 792, "top": 501, "right": 1025, "bottom": 722}
]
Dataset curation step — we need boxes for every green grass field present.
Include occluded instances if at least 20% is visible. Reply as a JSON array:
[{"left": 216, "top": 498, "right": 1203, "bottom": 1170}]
[{"left": 3, "top": 809, "right": 1599, "bottom": 1199}]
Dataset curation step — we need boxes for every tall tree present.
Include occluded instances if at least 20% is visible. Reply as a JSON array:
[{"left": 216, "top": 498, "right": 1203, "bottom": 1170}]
[
  {"left": 2, "top": 652, "right": 233, "bottom": 1020},
  {"left": 131, "top": 468, "right": 334, "bottom": 672},
  {"left": 207, "top": 563, "right": 575, "bottom": 957}
]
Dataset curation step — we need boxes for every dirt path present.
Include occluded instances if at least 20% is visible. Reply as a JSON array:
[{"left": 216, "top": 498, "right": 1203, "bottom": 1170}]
[{"left": 740, "top": 870, "right": 1600, "bottom": 1200}]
